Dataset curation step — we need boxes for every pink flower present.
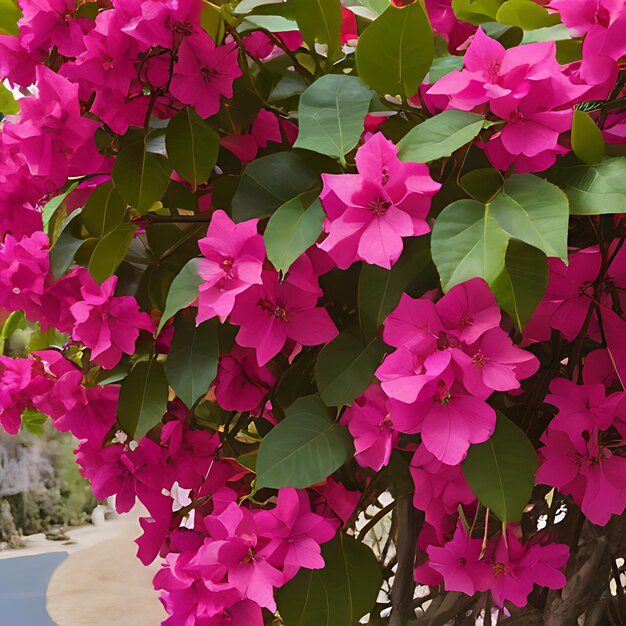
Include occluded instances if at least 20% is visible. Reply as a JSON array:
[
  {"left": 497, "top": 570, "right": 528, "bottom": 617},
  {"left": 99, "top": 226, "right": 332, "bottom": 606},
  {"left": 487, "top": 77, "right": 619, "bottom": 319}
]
[
  {"left": 424, "top": 0, "right": 476, "bottom": 53},
  {"left": 550, "top": 0, "right": 623, "bottom": 36},
  {"left": 255, "top": 488, "right": 337, "bottom": 581},
  {"left": 0, "top": 231, "right": 49, "bottom": 318},
  {"left": 230, "top": 260, "right": 337, "bottom": 366},
  {"left": 482, "top": 531, "right": 568, "bottom": 607},
  {"left": 189, "top": 503, "right": 284, "bottom": 612},
  {"left": 2, "top": 67, "right": 104, "bottom": 184},
  {"left": 537, "top": 427, "right": 626, "bottom": 525},
  {"left": 319, "top": 133, "right": 440, "bottom": 269},
  {"left": 70, "top": 274, "right": 154, "bottom": 369},
  {"left": 170, "top": 33, "right": 241, "bottom": 119},
  {"left": 197, "top": 211, "right": 265, "bottom": 323},
  {"left": 410, "top": 444, "right": 476, "bottom": 525},
  {"left": 462, "top": 329, "right": 539, "bottom": 399},
  {"left": 214, "top": 345, "right": 276, "bottom": 412},
  {"left": 0, "top": 356, "right": 40, "bottom": 434},
  {"left": 341, "top": 384, "right": 399, "bottom": 471},
  {"left": 427, "top": 523, "right": 491, "bottom": 596}
]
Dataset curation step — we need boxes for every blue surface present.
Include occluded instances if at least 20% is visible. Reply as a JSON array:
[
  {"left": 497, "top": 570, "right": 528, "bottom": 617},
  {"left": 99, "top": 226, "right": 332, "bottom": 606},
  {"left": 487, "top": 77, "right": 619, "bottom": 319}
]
[{"left": 0, "top": 551, "right": 67, "bottom": 625}]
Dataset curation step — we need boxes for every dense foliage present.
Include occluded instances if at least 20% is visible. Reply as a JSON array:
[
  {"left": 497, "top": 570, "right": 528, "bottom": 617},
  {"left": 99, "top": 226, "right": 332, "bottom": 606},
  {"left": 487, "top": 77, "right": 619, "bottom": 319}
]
[{"left": 0, "top": 0, "right": 625, "bottom": 623}]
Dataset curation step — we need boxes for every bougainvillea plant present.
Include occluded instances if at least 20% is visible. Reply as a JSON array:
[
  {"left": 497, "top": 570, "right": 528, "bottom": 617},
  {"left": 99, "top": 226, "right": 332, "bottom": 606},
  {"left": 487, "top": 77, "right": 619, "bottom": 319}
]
[{"left": 0, "top": 0, "right": 625, "bottom": 623}]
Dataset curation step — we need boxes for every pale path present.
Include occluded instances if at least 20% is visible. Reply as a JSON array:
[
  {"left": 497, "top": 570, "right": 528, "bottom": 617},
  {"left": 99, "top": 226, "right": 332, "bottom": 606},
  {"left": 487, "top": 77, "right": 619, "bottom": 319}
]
[{"left": 46, "top": 512, "right": 166, "bottom": 626}]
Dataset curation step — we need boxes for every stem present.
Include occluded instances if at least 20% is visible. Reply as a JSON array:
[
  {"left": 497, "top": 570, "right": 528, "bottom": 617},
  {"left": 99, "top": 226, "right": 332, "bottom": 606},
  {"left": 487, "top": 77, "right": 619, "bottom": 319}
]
[
  {"left": 389, "top": 495, "right": 421, "bottom": 626},
  {"left": 357, "top": 500, "right": 395, "bottom": 541}
]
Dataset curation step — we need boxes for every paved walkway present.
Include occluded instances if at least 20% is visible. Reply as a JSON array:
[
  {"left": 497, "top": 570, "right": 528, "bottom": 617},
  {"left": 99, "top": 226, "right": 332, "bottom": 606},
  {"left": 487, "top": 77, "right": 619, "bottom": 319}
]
[{"left": 0, "top": 552, "right": 68, "bottom": 625}]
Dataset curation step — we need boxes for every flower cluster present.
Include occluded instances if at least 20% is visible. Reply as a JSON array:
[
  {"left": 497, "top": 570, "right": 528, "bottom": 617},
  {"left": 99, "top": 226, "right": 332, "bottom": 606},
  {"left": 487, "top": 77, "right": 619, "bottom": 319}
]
[{"left": 0, "top": 0, "right": 623, "bottom": 623}]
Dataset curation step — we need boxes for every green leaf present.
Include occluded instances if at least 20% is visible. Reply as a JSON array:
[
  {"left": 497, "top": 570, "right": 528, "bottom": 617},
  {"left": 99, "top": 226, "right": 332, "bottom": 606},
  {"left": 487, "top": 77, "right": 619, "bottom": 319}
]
[
  {"left": 358, "top": 236, "right": 431, "bottom": 342},
  {"left": 356, "top": 3, "right": 433, "bottom": 98},
  {"left": 294, "top": 75, "right": 374, "bottom": 161},
  {"left": 118, "top": 359, "right": 169, "bottom": 440},
  {"left": 463, "top": 412, "right": 538, "bottom": 522},
  {"left": 166, "top": 107, "right": 220, "bottom": 190},
  {"left": 452, "top": 0, "right": 503, "bottom": 23},
  {"left": 42, "top": 182, "right": 79, "bottom": 236},
  {"left": 488, "top": 174, "right": 569, "bottom": 260},
  {"left": 239, "top": 15, "right": 298, "bottom": 31},
  {"left": 112, "top": 133, "right": 173, "bottom": 215},
  {"left": 166, "top": 310, "right": 219, "bottom": 408},
  {"left": 0, "top": 0, "right": 21, "bottom": 35},
  {"left": 316, "top": 332, "right": 386, "bottom": 407},
  {"left": 397, "top": 110, "right": 484, "bottom": 163},
  {"left": 491, "top": 239, "right": 548, "bottom": 330},
  {"left": 554, "top": 157, "right": 626, "bottom": 215},
  {"left": 232, "top": 151, "right": 320, "bottom": 221},
  {"left": 571, "top": 109, "right": 604, "bottom": 165},
  {"left": 81, "top": 182, "right": 128, "bottom": 237},
  {"left": 157, "top": 258, "right": 203, "bottom": 333},
  {"left": 428, "top": 55, "right": 465, "bottom": 82},
  {"left": 292, "top": 0, "right": 342, "bottom": 61},
  {"left": 459, "top": 168, "right": 504, "bottom": 202},
  {"left": 0, "top": 83, "right": 18, "bottom": 114},
  {"left": 431, "top": 199, "right": 510, "bottom": 291},
  {"left": 277, "top": 533, "right": 382, "bottom": 626},
  {"left": 265, "top": 195, "right": 324, "bottom": 273},
  {"left": 496, "top": 0, "right": 560, "bottom": 30},
  {"left": 88, "top": 224, "right": 138, "bottom": 283},
  {"left": 256, "top": 395, "right": 352, "bottom": 488}
]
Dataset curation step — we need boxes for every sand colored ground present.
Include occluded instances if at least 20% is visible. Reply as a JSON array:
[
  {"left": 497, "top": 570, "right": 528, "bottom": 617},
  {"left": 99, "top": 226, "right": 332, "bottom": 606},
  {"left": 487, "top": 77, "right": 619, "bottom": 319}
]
[{"left": 45, "top": 512, "right": 166, "bottom": 626}]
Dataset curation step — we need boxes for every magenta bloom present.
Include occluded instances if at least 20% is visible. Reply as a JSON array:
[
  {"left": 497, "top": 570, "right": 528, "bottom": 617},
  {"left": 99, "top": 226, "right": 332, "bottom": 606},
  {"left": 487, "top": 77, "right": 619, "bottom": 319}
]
[
  {"left": 0, "top": 357, "right": 39, "bottom": 434},
  {"left": 319, "top": 133, "right": 440, "bottom": 269},
  {"left": 70, "top": 274, "right": 154, "bottom": 369},
  {"left": 189, "top": 503, "right": 283, "bottom": 612},
  {"left": 537, "top": 427, "right": 626, "bottom": 525},
  {"left": 197, "top": 211, "right": 265, "bottom": 323},
  {"left": 170, "top": 32, "right": 241, "bottom": 119},
  {"left": 462, "top": 329, "right": 539, "bottom": 399},
  {"left": 483, "top": 531, "right": 568, "bottom": 607},
  {"left": 214, "top": 345, "right": 276, "bottom": 412},
  {"left": 230, "top": 261, "right": 338, "bottom": 366},
  {"left": 427, "top": 523, "right": 491, "bottom": 596},
  {"left": 551, "top": 0, "right": 623, "bottom": 36},
  {"left": 255, "top": 488, "right": 337, "bottom": 581},
  {"left": 410, "top": 444, "right": 475, "bottom": 526},
  {"left": 341, "top": 384, "right": 399, "bottom": 471}
]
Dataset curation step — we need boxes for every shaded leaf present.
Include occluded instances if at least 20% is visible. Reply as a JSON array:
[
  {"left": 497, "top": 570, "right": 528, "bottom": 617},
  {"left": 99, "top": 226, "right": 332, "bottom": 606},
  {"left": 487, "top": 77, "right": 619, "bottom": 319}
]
[
  {"left": 118, "top": 359, "right": 169, "bottom": 440},
  {"left": 554, "top": 157, "right": 626, "bottom": 215},
  {"left": 571, "top": 109, "right": 604, "bottom": 165},
  {"left": 157, "top": 258, "right": 203, "bottom": 333},
  {"left": 88, "top": 224, "right": 138, "bottom": 283},
  {"left": 316, "top": 332, "right": 386, "bottom": 407},
  {"left": 166, "top": 107, "right": 220, "bottom": 190},
  {"left": 232, "top": 152, "right": 320, "bottom": 221},
  {"left": 256, "top": 395, "right": 352, "bottom": 488},
  {"left": 463, "top": 412, "right": 538, "bottom": 522},
  {"left": 42, "top": 182, "right": 79, "bottom": 236},
  {"left": 265, "top": 195, "right": 324, "bottom": 273},
  {"left": 491, "top": 239, "right": 548, "bottom": 330},
  {"left": 431, "top": 199, "right": 510, "bottom": 291},
  {"left": 81, "top": 182, "right": 128, "bottom": 237},
  {"left": 459, "top": 168, "right": 504, "bottom": 202},
  {"left": 292, "top": 0, "right": 342, "bottom": 61},
  {"left": 277, "top": 533, "right": 382, "bottom": 626},
  {"left": 294, "top": 75, "right": 374, "bottom": 160},
  {"left": 356, "top": 2, "right": 433, "bottom": 98},
  {"left": 166, "top": 310, "right": 219, "bottom": 408},
  {"left": 358, "top": 236, "right": 431, "bottom": 341},
  {"left": 489, "top": 174, "right": 569, "bottom": 260},
  {"left": 112, "top": 133, "right": 172, "bottom": 215},
  {"left": 452, "top": 0, "right": 503, "bottom": 23},
  {"left": 397, "top": 110, "right": 484, "bottom": 163}
]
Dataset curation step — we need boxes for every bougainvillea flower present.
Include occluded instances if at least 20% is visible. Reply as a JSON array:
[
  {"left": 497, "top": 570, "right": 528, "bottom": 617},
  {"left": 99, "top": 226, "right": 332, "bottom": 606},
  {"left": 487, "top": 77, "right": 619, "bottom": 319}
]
[
  {"left": 341, "top": 384, "right": 399, "bottom": 470},
  {"left": 170, "top": 33, "right": 241, "bottom": 118},
  {"left": 230, "top": 265, "right": 337, "bottom": 366},
  {"left": 255, "top": 488, "right": 337, "bottom": 581},
  {"left": 427, "top": 523, "right": 491, "bottom": 595},
  {"left": 319, "top": 133, "right": 440, "bottom": 269},
  {"left": 197, "top": 210, "right": 265, "bottom": 323},
  {"left": 214, "top": 345, "right": 276, "bottom": 412},
  {"left": 70, "top": 274, "right": 154, "bottom": 369}
]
